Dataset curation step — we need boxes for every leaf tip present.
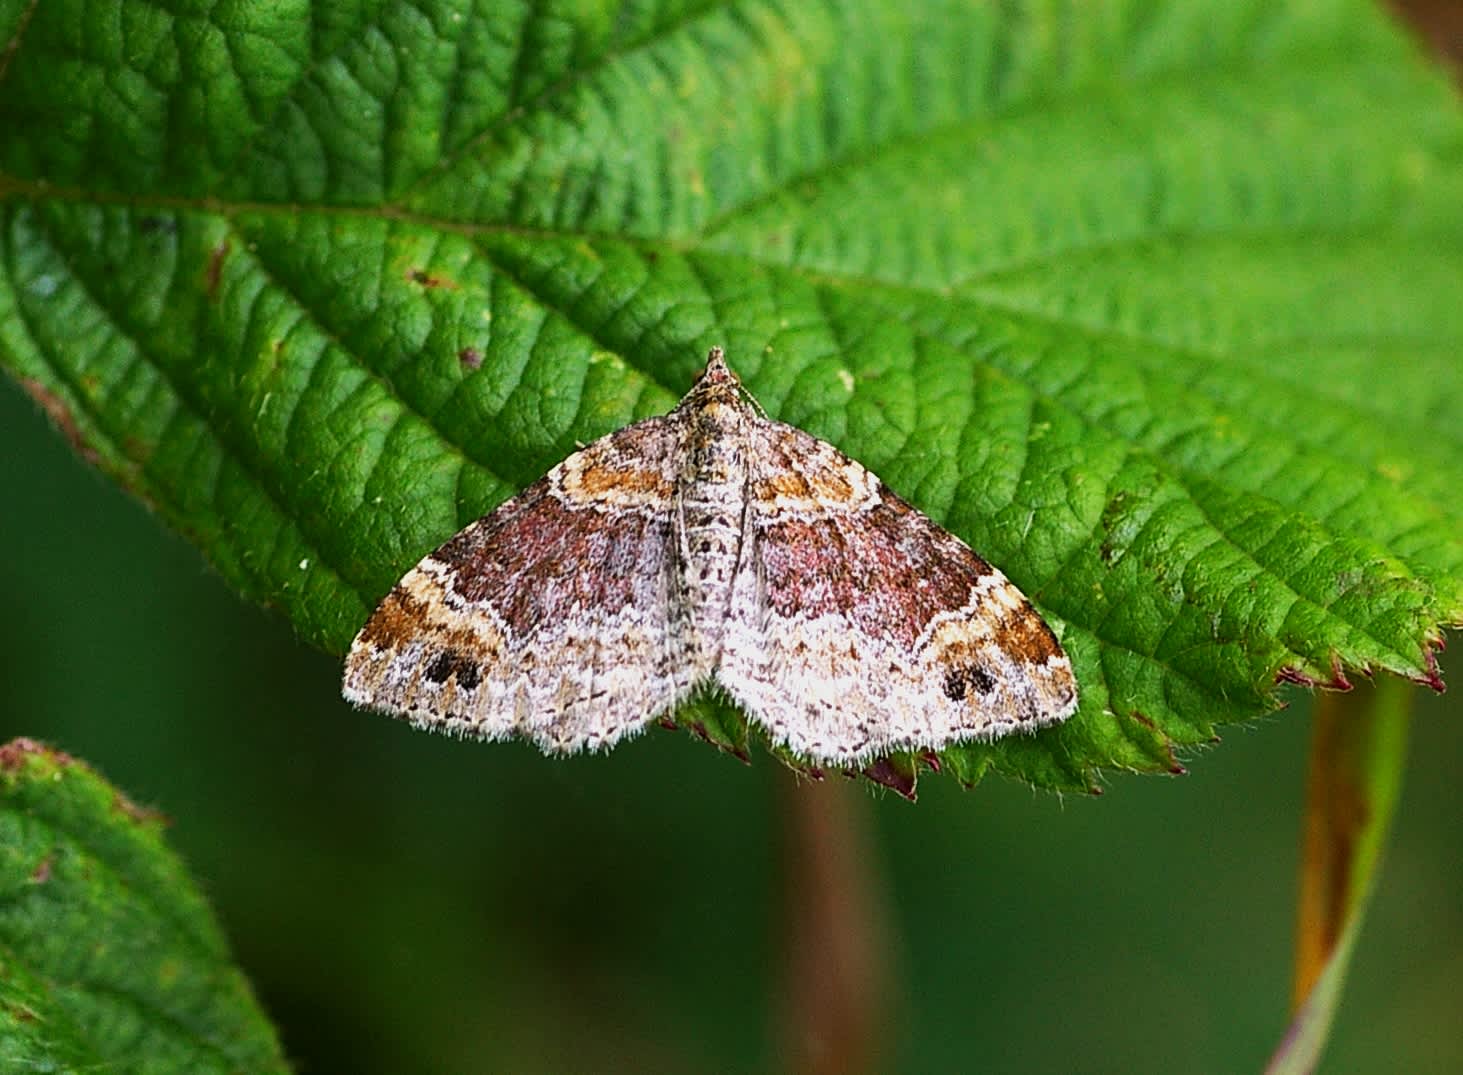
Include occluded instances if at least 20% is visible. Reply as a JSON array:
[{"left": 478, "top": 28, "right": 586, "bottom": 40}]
[{"left": 0, "top": 737, "right": 75, "bottom": 774}]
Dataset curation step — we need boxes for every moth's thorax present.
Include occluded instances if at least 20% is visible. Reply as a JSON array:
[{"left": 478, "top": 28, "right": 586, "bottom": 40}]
[
  {"left": 675, "top": 392, "right": 754, "bottom": 664},
  {"left": 681, "top": 393, "right": 749, "bottom": 476}
]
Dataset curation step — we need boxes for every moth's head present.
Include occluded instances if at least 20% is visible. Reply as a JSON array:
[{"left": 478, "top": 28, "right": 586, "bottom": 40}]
[
  {"left": 681, "top": 346, "right": 758, "bottom": 416},
  {"left": 698, "top": 346, "right": 739, "bottom": 389}
]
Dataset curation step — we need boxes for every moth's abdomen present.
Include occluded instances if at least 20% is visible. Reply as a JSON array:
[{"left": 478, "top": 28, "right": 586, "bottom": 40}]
[{"left": 675, "top": 400, "right": 751, "bottom": 663}]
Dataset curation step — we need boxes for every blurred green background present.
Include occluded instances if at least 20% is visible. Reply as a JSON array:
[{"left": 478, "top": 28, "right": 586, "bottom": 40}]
[{"left": 3, "top": 369, "right": 1460, "bottom": 1072}]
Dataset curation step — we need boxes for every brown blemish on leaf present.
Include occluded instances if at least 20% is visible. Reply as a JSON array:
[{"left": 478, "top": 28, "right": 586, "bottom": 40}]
[
  {"left": 18, "top": 378, "right": 100, "bottom": 465},
  {"left": 29, "top": 856, "right": 53, "bottom": 884},
  {"left": 204, "top": 239, "right": 231, "bottom": 299},
  {"left": 459, "top": 347, "right": 483, "bottom": 370},
  {"left": 407, "top": 268, "right": 459, "bottom": 290}
]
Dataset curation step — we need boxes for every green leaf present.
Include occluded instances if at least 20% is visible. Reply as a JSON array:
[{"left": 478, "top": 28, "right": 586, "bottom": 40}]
[
  {"left": 0, "top": 739, "right": 288, "bottom": 1072},
  {"left": 1267, "top": 679, "right": 1411, "bottom": 1074},
  {"left": 1, "top": 0, "right": 1459, "bottom": 790}
]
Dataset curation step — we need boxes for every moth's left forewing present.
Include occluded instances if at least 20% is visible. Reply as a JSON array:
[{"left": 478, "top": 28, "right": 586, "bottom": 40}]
[
  {"left": 343, "top": 415, "right": 693, "bottom": 751},
  {"left": 719, "top": 419, "right": 1077, "bottom": 765}
]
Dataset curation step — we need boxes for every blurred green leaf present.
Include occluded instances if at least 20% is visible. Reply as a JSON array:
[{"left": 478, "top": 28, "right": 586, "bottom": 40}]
[
  {"left": 0, "top": 739, "right": 289, "bottom": 1074},
  {"left": 0, "top": 0, "right": 1459, "bottom": 790},
  {"left": 1267, "top": 679, "right": 1411, "bottom": 1075}
]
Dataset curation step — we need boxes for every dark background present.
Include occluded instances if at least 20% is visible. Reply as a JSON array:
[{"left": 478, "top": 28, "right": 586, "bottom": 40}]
[{"left": 3, "top": 351, "right": 1461, "bottom": 1074}]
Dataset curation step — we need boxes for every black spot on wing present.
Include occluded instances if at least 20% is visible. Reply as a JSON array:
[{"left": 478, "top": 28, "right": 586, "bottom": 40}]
[{"left": 943, "top": 662, "right": 996, "bottom": 701}]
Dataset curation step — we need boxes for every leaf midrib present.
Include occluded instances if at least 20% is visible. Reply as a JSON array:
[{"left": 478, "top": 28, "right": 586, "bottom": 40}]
[
  {"left": 10, "top": 184, "right": 1454, "bottom": 630},
  {"left": 213, "top": 0, "right": 732, "bottom": 205},
  {"left": 11, "top": 176, "right": 1451, "bottom": 419}
]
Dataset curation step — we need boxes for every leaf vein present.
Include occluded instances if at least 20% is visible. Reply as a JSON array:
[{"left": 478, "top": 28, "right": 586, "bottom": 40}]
[
  {"left": 699, "top": 38, "right": 1380, "bottom": 237},
  {"left": 394, "top": 0, "right": 732, "bottom": 206},
  {"left": 25, "top": 215, "right": 375, "bottom": 608}
]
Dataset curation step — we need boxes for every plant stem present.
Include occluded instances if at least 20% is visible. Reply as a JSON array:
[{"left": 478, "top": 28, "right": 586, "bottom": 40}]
[
  {"left": 777, "top": 773, "right": 892, "bottom": 1075},
  {"left": 1269, "top": 677, "right": 1412, "bottom": 1074}
]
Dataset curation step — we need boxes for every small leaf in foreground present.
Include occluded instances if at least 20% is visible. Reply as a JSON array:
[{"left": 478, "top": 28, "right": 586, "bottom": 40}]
[{"left": 0, "top": 739, "right": 289, "bottom": 1074}]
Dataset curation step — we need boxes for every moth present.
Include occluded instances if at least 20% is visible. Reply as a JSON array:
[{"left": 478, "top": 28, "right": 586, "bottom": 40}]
[{"left": 343, "top": 349, "right": 1077, "bottom": 764}]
